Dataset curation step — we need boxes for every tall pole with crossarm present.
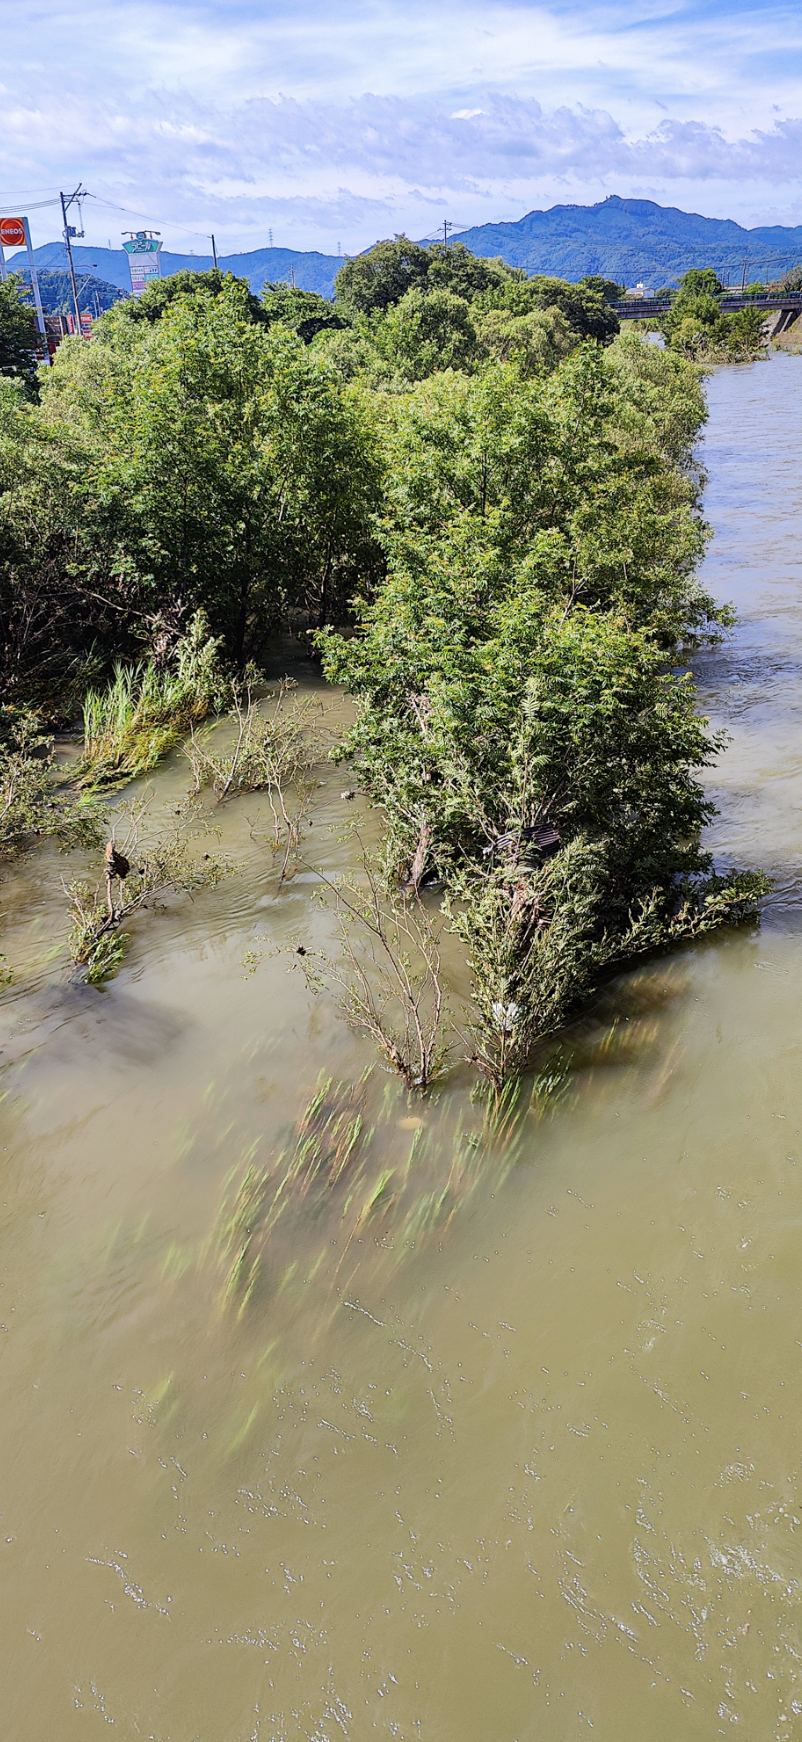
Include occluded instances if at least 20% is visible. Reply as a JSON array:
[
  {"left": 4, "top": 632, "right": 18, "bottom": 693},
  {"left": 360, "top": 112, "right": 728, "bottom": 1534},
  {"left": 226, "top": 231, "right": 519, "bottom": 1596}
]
[{"left": 60, "top": 187, "right": 85, "bottom": 331}]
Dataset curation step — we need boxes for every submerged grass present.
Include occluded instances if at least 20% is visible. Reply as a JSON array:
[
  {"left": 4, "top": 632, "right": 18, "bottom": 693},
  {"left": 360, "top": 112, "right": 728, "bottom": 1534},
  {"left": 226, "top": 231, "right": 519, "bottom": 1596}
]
[
  {"left": 207, "top": 1063, "right": 568, "bottom": 1318},
  {"left": 76, "top": 612, "right": 231, "bottom": 790}
]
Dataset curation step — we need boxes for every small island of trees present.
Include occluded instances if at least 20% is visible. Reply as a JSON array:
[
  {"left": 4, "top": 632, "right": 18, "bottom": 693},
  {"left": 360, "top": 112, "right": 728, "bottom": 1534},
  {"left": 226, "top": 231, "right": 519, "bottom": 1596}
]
[{"left": 0, "top": 237, "right": 769, "bottom": 1083}]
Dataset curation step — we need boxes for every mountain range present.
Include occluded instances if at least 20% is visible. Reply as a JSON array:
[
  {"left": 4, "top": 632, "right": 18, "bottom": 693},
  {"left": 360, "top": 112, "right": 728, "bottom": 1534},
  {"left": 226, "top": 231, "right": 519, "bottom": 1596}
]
[
  {"left": 426, "top": 197, "right": 802, "bottom": 286},
  {"left": 10, "top": 196, "right": 802, "bottom": 297},
  {"left": 9, "top": 240, "right": 342, "bottom": 299}
]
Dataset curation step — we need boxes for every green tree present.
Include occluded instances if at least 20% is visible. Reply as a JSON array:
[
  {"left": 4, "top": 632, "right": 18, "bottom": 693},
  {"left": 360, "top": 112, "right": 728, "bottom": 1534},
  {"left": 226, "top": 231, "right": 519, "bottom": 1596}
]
[
  {"left": 0, "top": 278, "right": 40, "bottom": 391},
  {"left": 578, "top": 274, "right": 626, "bottom": 305},
  {"left": 335, "top": 236, "right": 432, "bottom": 314},
  {"left": 377, "top": 286, "right": 477, "bottom": 380},
  {"left": 113, "top": 267, "right": 268, "bottom": 327},
  {"left": 663, "top": 270, "right": 764, "bottom": 359},
  {"left": 319, "top": 335, "right": 765, "bottom": 1077},
  {"left": 473, "top": 304, "right": 575, "bottom": 375},
  {"left": 1, "top": 279, "right": 382, "bottom": 689},
  {"left": 260, "top": 284, "right": 347, "bottom": 343},
  {"left": 90, "top": 285, "right": 383, "bottom": 653},
  {"left": 475, "top": 274, "right": 619, "bottom": 344},
  {"left": 425, "top": 241, "right": 522, "bottom": 300},
  {"left": 677, "top": 268, "right": 722, "bottom": 298}
]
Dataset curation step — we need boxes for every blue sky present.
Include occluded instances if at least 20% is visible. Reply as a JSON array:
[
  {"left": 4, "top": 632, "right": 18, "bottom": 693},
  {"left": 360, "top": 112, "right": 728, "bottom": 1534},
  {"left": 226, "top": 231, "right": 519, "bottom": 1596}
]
[{"left": 3, "top": 0, "right": 802, "bottom": 254}]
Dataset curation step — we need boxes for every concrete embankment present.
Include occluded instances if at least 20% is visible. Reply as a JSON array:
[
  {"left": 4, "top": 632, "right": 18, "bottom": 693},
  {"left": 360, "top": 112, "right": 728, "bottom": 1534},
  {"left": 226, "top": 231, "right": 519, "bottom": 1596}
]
[{"left": 765, "top": 306, "right": 802, "bottom": 351}]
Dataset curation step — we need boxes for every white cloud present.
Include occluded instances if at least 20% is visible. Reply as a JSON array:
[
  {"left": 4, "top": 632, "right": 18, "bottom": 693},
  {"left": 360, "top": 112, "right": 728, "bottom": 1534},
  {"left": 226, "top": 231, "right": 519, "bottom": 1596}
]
[{"left": 3, "top": 0, "right": 802, "bottom": 252}]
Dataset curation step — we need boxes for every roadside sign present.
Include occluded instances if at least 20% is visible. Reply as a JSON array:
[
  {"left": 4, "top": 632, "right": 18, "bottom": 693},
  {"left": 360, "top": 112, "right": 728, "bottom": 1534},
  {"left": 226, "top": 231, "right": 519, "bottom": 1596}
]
[
  {"left": 123, "top": 231, "right": 162, "bottom": 297},
  {"left": 0, "top": 217, "right": 26, "bottom": 248},
  {"left": 0, "top": 214, "right": 49, "bottom": 361}
]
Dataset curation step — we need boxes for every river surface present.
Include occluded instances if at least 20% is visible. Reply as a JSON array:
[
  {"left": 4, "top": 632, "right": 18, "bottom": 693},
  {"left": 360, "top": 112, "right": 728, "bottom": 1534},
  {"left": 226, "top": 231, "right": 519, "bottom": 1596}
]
[{"left": 2, "top": 353, "right": 802, "bottom": 1741}]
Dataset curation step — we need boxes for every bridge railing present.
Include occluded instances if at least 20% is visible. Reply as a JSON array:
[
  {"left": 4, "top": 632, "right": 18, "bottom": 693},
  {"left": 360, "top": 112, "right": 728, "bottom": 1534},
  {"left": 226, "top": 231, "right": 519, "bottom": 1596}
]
[{"left": 613, "top": 289, "right": 802, "bottom": 320}]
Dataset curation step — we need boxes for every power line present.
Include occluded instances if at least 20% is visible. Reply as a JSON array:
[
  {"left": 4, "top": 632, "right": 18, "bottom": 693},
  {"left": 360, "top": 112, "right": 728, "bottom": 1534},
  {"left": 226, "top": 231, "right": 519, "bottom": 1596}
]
[
  {"left": 0, "top": 196, "right": 60, "bottom": 215},
  {"left": 87, "top": 193, "right": 224, "bottom": 247}
]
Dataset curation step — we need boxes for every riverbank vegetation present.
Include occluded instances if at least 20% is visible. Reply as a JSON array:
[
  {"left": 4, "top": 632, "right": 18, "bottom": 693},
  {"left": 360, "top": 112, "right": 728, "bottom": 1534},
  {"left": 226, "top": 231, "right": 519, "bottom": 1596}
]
[
  {"left": 0, "top": 239, "right": 769, "bottom": 1075},
  {"left": 657, "top": 268, "right": 766, "bottom": 361}
]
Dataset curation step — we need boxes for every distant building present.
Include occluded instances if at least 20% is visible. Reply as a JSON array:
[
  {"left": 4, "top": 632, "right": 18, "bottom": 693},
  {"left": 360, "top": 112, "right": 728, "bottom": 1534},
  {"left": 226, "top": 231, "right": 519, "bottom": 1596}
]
[{"left": 622, "top": 282, "right": 652, "bottom": 300}]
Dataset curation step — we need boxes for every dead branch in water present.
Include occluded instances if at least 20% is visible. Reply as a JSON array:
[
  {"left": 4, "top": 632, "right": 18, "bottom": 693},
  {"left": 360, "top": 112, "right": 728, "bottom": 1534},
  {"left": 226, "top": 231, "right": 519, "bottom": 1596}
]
[
  {"left": 186, "top": 673, "right": 328, "bottom": 884},
  {"left": 298, "top": 850, "right": 450, "bottom": 1091}
]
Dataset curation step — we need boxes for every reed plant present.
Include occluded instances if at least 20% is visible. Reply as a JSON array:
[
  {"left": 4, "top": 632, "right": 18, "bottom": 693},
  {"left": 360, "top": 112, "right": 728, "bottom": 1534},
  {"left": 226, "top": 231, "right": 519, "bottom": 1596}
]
[{"left": 77, "top": 612, "right": 230, "bottom": 789}]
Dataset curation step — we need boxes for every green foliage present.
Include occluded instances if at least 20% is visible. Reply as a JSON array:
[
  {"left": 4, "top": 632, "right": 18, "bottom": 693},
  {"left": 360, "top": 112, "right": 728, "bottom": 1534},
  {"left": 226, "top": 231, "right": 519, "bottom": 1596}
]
[
  {"left": 36, "top": 279, "right": 384, "bottom": 658},
  {"left": 65, "top": 795, "right": 227, "bottom": 982},
  {"left": 0, "top": 277, "right": 40, "bottom": 392},
  {"left": 678, "top": 268, "right": 723, "bottom": 298},
  {"left": 578, "top": 275, "right": 627, "bottom": 305},
  {"left": 77, "top": 611, "right": 230, "bottom": 788},
  {"left": 334, "top": 236, "right": 434, "bottom": 313},
  {"left": 260, "top": 284, "right": 347, "bottom": 343},
  {"left": 377, "top": 286, "right": 478, "bottom": 380},
  {"left": 662, "top": 268, "right": 764, "bottom": 361},
  {"left": 0, "top": 707, "right": 100, "bottom": 857},
  {"left": 111, "top": 267, "right": 267, "bottom": 327},
  {"left": 451, "top": 844, "right": 769, "bottom": 1089},
  {"left": 66, "top": 881, "right": 131, "bottom": 983},
  {"left": 319, "top": 329, "right": 766, "bottom": 1079},
  {"left": 425, "top": 241, "right": 523, "bottom": 300},
  {"left": 473, "top": 304, "right": 576, "bottom": 375},
  {"left": 0, "top": 240, "right": 770, "bottom": 1076},
  {"left": 475, "top": 275, "right": 620, "bottom": 344},
  {"left": 334, "top": 236, "right": 520, "bottom": 316}
]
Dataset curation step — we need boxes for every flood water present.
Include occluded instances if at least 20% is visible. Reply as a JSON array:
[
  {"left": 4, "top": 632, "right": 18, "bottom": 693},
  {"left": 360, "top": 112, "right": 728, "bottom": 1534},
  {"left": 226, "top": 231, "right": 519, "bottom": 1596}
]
[{"left": 3, "top": 352, "right": 802, "bottom": 1740}]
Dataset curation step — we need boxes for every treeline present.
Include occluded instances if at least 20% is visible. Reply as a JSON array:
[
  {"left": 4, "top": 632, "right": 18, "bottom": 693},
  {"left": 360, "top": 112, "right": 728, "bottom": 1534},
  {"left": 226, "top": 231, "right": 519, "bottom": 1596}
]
[
  {"left": 0, "top": 243, "right": 623, "bottom": 696},
  {"left": 653, "top": 268, "right": 766, "bottom": 361},
  {"left": 0, "top": 239, "right": 767, "bottom": 1075}
]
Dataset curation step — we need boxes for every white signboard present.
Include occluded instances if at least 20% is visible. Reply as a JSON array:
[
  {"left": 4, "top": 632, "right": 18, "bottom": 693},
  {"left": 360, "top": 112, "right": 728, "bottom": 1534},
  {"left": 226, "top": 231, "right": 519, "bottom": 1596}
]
[{"left": 123, "top": 233, "right": 162, "bottom": 298}]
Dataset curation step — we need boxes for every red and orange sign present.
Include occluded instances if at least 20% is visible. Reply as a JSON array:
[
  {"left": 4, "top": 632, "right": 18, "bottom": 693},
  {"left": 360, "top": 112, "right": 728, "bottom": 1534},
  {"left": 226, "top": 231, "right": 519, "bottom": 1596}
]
[{"left": 0, "top": 217, "right": 26, "bottom": 248}]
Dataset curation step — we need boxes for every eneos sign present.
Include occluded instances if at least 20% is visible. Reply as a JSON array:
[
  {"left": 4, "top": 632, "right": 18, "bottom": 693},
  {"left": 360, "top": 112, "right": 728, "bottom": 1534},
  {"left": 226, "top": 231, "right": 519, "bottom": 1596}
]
[{"left": 0, "top": 217, "right": 26, "bottom": 248}]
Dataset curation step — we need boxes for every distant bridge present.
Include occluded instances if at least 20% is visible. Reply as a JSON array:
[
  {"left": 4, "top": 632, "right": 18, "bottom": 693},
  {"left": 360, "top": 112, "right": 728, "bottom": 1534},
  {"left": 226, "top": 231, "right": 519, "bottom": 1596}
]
[{"left": 615, "top": 290, "right": 802, "bottom": 323}]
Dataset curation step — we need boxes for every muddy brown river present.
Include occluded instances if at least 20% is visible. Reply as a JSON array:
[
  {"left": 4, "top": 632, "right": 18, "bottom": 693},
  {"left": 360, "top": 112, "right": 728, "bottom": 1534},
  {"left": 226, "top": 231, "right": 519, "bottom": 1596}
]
[{"left": 2, "top": 353, "right": 802, "bottom": 1740}]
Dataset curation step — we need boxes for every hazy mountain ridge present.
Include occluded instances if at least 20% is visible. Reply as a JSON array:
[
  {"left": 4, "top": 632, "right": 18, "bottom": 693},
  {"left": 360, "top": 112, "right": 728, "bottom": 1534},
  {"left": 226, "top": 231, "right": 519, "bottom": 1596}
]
[
  {"left": 9, "top": 241, "right": 342, "bottom": 298},
  {"left": 11, "top": 196, "right": 802, "bottom": 296}
]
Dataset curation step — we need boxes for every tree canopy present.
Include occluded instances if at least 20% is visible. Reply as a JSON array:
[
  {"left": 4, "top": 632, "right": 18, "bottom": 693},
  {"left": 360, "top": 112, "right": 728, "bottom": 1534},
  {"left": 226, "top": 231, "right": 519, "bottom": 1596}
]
[
  {"left": 0, "top": 278, "right": 41, "bottom": 392},
  {"left": 0, "top": 244, "right": 766, "bottom": 1071}
]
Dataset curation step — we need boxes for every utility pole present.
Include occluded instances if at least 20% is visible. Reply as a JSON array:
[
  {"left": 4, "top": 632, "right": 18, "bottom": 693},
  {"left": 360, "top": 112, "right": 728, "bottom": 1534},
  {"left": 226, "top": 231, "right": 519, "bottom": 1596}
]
[
  {"left": 442, "top": 219, "right": 453, "bottom": 249},
  {"left": 60, "top": 186, "right": 87, "bottom": 332},
  {"left": 210, "top": 234, "right": 218, "bottom": 269},
  {"left": 741, "top": 257, "right": 748, "bottom": 293}
]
